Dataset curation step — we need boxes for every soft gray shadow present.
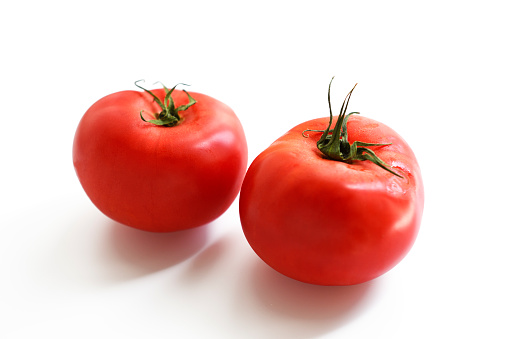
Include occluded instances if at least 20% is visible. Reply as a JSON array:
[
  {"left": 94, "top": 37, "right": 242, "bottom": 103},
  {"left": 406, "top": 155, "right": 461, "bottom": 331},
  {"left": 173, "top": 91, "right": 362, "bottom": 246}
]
[
  {"left": 104, "top": 221, "right": 210, "bottom": 280},
  {"left": 179, "top": 234, "right": 232, "bottom": 284},
  {"left": 233, "top": 258, "right": 377, "bottom": 339},
  {"left": 38, "top": 212, "right": 209, "bottom": 289}
]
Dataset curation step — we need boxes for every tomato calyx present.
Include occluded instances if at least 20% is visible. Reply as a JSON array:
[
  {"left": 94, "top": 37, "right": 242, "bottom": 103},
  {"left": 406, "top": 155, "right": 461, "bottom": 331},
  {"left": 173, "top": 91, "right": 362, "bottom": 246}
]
[
  {"left": 303, "top": 77, "right": 402, "bottom": 178},
  {"left": 135, "top": 80, "right": 197, "bottom": 127}
]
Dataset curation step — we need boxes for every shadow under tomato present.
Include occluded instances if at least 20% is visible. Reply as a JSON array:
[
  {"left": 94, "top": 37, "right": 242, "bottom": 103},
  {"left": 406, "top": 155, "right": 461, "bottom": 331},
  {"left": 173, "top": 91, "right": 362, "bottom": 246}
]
[
  {"left": 233, "top": 258, "right": 377, "bottom": 338},
  {"left": 179, "top": 233, "right": 233, "bottom": 284},
  {"left": 105, "top": 220, "right": 210, "bottom": 280}
]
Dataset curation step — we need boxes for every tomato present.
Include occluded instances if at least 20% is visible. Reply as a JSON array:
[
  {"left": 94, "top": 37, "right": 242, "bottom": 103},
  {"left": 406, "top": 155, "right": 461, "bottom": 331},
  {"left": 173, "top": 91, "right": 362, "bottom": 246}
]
[
  {"left": 73, "top": 82, "right": 248, "bottom": 232},
  {"left": 239, "top": 79, "right": 424, "bottom": 285}
]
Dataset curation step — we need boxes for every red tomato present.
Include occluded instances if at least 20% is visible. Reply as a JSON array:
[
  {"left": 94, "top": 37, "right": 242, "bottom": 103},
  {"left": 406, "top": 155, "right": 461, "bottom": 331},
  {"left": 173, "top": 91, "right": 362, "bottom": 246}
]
[
  {"left": 239, "top": 80, "right": 424, "bottom": 285},
  {"left": 73, "top": 82, "right": 248, "bottom": 232}
]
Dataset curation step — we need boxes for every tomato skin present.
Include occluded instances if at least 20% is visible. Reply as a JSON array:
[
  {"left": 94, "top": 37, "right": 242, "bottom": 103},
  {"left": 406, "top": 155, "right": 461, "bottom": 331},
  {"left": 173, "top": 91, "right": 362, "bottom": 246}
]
[
  {"left": 239, "top": 115, "right": 424, "bottom": 286},
  {"left": 73, "top": 88, "right": 247, "bottom": 232}
]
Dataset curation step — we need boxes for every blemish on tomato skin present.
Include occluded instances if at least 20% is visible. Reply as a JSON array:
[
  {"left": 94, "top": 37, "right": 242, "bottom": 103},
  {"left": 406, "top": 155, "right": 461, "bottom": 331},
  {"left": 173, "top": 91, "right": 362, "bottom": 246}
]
[
  {"left": 391, "top": 160, "right": 411, "bottom": 175},
  {"left": 387, "top": 178, "right": 405, "bottom": 194},
  {"left": 387, "top": 161, "right": 414, "bottom": 194}
]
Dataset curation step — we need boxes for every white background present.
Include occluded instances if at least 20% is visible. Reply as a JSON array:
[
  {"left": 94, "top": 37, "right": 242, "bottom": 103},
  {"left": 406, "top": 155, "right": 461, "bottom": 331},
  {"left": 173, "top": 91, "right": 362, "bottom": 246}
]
[{"left": 1, "top": 1, "right": 507, "bottom": 338}]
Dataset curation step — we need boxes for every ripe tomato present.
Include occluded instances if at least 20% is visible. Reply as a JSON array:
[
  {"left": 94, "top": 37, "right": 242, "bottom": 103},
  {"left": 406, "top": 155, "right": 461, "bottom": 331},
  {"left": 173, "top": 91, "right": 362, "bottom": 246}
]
[
  {"left": 239, "top": 79, "right": 424, "bottom": 285},
  {"left": 73, "top": 82, "right": 248, "bottom": 232}
]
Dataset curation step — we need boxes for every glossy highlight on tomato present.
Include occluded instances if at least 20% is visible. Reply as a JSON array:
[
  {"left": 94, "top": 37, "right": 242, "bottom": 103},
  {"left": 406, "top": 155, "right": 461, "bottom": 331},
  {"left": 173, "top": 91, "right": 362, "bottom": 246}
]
[
  {"left": 239, "top": 81, "right": 424, "bottom": 286},
  {"left": 73, "top": 82, "right": 248, "bottom": 232}
]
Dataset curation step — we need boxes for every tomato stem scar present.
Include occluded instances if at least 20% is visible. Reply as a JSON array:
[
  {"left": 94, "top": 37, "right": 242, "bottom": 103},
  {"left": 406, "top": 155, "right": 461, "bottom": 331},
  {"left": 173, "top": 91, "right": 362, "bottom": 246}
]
[
  {"left": 302, "top": 77, "right": 403, "bottom": 178},
  {"left": 135, "top": 80, "right": 197, "bottom": 127}
]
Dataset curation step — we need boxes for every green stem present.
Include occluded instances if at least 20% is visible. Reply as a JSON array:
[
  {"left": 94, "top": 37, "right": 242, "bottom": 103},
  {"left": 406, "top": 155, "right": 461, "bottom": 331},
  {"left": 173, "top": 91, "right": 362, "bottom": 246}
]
[
  {"left": 303, "top": 77, "right": 402, "bottom": 178},
  {"left": 135, "top": 80, "right": 197, "bottom": 127}
]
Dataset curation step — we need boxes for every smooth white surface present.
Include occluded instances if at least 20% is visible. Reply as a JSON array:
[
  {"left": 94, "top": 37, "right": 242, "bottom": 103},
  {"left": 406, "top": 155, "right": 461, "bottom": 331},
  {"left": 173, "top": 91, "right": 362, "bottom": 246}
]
[{"left": 2, "top": 1, "right": 507, "bottom": 338}]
